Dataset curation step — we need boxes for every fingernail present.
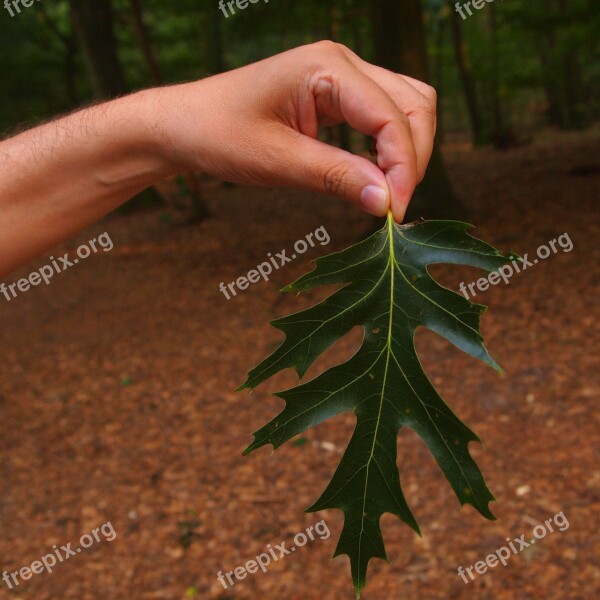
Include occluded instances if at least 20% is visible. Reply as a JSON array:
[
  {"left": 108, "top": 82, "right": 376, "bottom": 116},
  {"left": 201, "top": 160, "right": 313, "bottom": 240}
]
[{"left": 360, "top": 186, "right": 388, "bottom": 216}]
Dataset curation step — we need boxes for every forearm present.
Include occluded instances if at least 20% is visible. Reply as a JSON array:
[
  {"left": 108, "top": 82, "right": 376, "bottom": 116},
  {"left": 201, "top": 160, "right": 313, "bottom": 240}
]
[
  {"left": 0, "top": 90, "right": 173, "bottom": 277},
  {"left": 0, "top": 43, "right": 437, "bottom": 278}
]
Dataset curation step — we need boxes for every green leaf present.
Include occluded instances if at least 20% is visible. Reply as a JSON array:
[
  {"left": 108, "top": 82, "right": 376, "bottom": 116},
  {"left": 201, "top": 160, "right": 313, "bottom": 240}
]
[{"left": 239, "top": 214, "right": 515, "bottom": 597}]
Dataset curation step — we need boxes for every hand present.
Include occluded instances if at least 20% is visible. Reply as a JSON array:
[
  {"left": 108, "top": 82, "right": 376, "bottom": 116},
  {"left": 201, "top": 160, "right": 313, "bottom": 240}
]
[
  {"left": 150, "top": 41, "right": 437, "bottom": 222},
  {"left": 0, "top": 41, "right": 437, "bottom": 276}
]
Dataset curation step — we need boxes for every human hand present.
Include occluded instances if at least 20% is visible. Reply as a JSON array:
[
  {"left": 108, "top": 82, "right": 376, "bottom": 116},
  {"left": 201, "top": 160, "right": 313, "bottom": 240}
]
[{"left": 150, "top": 41, "right": 437, "bottom": 222}]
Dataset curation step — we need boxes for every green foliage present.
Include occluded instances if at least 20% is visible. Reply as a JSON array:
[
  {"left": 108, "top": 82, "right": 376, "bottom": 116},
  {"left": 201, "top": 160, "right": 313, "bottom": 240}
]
[
  {"left": 240, "top": 214, "right": 515, "bottom": 596},
  {"left": 1, "top": 0, "right": 598, "bottom": 136}
]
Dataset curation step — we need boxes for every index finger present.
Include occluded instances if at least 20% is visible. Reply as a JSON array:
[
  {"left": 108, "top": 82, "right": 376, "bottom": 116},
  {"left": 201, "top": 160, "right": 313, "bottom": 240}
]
[
  {"left": 337, "top": 48, "right": 437, "bottom": 185},
  {"left": 309, "top": 65, "right": 418, "bottom": 222}
]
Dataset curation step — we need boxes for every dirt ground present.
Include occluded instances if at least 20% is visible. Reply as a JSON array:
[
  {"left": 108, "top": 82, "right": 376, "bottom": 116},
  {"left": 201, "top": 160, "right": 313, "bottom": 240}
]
[{"left": 0, "top": 129, "right": 598, "bottom": 600}]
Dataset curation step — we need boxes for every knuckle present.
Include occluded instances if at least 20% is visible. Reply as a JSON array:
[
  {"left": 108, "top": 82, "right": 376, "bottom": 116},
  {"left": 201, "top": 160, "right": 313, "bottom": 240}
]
[
  {"left": 421, "top": 84, "right": 438, "bottom": 110},
  {"left": 321, "top": 162, "right": 350, "bottom": 197},
  {"left": 410, "top": 96, "right": 437, "bottom": 121},
  {"left": 312, "top": 40, "right": 347, "bottom": 56},
  {"left": 423, "top": 83, "right": 437, "bottom": 102},
  {"left": 396, "top": 110, "right": 411, "bottom": 128}
]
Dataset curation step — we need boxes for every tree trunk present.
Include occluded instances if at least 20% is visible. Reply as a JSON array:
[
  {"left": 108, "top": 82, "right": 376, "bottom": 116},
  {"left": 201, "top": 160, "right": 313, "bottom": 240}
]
[
  {"left": 369, "top": 0, "right": 403, "bottom": 73},
  {"left": 432, "top": 14, "right": 445, "bottom": 144},
  {"left": 539, "top": 37, "right": 564, "bottom": 127},
  {"left": 556, "top": 0, "right": 584, "bottom": 128},
  {"left": 69, "top": 0, "right": 127, "bottom": 99},
  {"left": 370, "top": 0, "right": 463, "bottom": 220},
  {"left": 205, "top": 0, "right": 224, "bottom": 74},
  {"left": 129, "top": 0, "right": 162, "bottom": 83},
  {"left": 36, "top": 5, "right": 79, "bottom": 106},
  {"left": 487, "top": 2, "right": 509, "bottom": 147},
  {"left": 449, "top": 7, "right": 486, "bottom": 145}
]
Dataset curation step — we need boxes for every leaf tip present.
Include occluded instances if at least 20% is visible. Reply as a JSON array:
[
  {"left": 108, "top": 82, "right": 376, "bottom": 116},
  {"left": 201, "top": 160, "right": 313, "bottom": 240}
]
[
  {"left": 480, "top": 348, "right": 503, "bottom": 374},
  {"left": 463, "top": 494, "right": 496, "bottom": 521},
  {"left": 242, "top": 438, "right": 257, "bottom": 456},
  {"left": 353, "top": 573, "right": 366, "bottom": 600},
  {"left": 235, "top": 381, "right": 251, "bottom": 392},
  {"left": 489, "top": 360, "right": 504, "bottom": 374},
  {"left": 481, "top": 504, "right": 497, "bottom": 521}
]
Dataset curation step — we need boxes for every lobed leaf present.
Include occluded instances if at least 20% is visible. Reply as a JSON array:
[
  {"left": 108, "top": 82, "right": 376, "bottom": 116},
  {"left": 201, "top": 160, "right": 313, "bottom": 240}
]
[{"left": 239, "top": 214, "right": 514, "bottom": 597}]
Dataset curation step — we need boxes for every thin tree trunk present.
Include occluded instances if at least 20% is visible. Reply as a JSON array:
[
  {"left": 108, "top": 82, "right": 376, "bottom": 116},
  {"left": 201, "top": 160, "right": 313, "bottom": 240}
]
[
  {"left": 129, "top": 0, "right": 162, "bottom": 83},
  {"left": 205, "top": 0, "right": 224, "bottom": 74},
  {"left": 488, "top": 2, "right": 507, "bottom": 146},
  {"left": 539, "top": 38, "right": 564, "bottom": 127},
  {"left": 36, "top": 5, "right": 79, "bottom": 106},
  {"left": 369, "top": 0, "right": 403, "bottom": 73},
  {"left": 432, "top": 15, "right": 445, "bottom": 144},
  {"left": 449, "top": 6, "right": 486, "bottom": 145},
  {"left": 347, "top": 0, "right": 363, "bottom": 57},
  {"left": 557, "top": 0, "right": 584, "bottom": 128},
  {"left": 69, "top": 0, "right": 127, "bottom": 99}
]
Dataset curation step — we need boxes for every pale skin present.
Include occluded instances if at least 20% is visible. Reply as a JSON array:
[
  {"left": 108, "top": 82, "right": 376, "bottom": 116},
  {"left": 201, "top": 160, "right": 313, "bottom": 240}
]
[{"left": 0, "top": 41, "right": 437, "bottom": 278}]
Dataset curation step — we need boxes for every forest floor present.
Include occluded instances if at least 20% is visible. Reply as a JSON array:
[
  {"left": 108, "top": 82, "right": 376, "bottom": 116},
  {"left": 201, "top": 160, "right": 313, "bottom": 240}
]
[{"left": 0, "top": 128, "right": 598, "bottom": 600}]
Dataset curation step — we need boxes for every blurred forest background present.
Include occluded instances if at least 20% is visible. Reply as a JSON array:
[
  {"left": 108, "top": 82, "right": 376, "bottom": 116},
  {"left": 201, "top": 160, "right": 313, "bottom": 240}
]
[
  {"left": 1, "top": 3, "right": 599, "bottom": 599},
  {"left": 1, "top": 0, "right": 598, "bottom": 218}
]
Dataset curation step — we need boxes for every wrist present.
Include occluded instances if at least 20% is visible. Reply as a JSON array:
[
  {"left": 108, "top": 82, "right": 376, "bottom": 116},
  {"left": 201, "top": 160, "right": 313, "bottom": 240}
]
[
  {"left": 137, "top": 80, "right": 216, "bottom": 177},
  {"left": 109, "top": 89, "right": 179, "bottom": 183}
]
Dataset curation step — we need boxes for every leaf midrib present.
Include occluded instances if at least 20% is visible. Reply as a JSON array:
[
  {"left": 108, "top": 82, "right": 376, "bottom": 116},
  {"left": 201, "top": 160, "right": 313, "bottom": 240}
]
[
  {"left": 354, "top": 217, "right": 486, "bottom": 571},
  {"left": 356, "top": 215, "right": 396, "bottom": 575}
]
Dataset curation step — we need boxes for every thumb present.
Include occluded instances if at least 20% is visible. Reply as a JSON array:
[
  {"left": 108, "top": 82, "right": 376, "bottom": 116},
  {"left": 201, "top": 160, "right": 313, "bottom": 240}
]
[{"left": 280, "top": 132, "right": 391, "bottom": 218}]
